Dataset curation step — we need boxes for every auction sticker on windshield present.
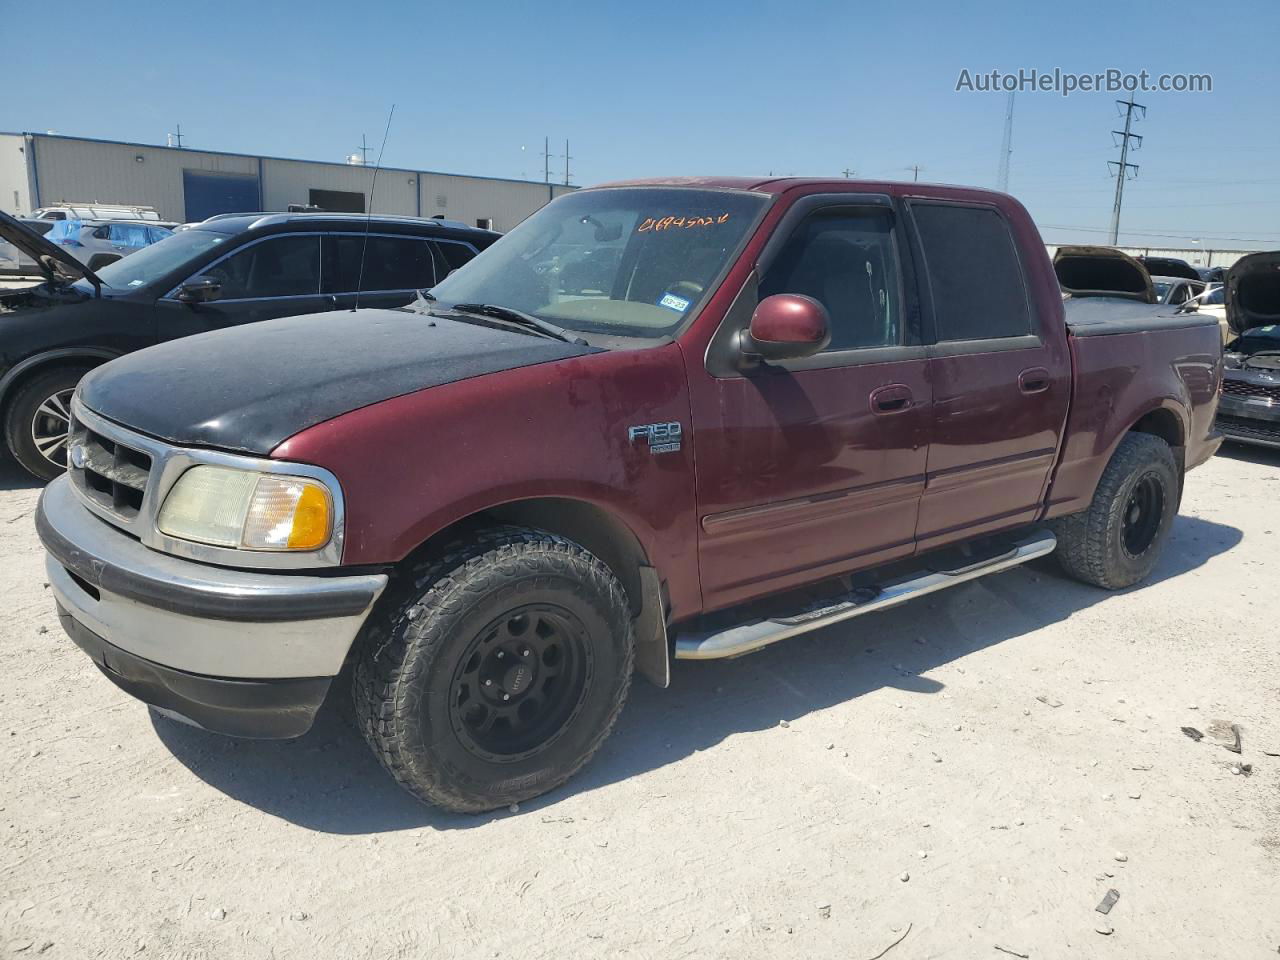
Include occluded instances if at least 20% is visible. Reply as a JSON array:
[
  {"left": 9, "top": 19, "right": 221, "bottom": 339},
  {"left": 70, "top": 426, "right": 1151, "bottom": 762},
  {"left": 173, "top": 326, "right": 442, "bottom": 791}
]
[{"left": 637, "top": 213, "right": 731, "bottom": 232}]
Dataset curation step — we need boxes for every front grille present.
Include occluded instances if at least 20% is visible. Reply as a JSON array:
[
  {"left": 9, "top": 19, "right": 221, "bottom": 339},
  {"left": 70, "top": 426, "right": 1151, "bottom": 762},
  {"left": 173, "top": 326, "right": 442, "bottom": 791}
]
[
  {"left": 1221, "top": 378, "right": 1280, "bottom": 403},
  {"left": 67, "top": 415, "right": 153, "bottom": 521},
  {"left": 1217, "top": 414, "right": 1280, "bottom": 445}
]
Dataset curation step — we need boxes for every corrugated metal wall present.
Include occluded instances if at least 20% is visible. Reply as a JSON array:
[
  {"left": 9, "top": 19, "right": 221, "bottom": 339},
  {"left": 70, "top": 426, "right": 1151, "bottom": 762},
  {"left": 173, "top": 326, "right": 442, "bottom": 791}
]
[
  {"left": 0, "top": 134, "right": 33, "bottom": 214},
  {"left": 12, "top": 134, "right": 570, "bottom": 230},
  {"left": 30, "top": 137, "right": 258, "bottom": 221}
]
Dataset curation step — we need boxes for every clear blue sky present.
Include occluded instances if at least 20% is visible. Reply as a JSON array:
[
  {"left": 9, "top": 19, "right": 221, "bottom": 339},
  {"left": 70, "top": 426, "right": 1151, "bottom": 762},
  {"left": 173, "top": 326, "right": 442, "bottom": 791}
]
[{"left": 7, "top": 0, "right": 1278, "bottom": 249}]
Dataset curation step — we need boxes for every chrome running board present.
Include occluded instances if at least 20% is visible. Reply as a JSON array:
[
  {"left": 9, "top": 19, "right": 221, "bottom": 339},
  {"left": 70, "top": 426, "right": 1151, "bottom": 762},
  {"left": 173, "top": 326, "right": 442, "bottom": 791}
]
[{"left": 674, "top": 529, "right": 1057, "bottom": 661}]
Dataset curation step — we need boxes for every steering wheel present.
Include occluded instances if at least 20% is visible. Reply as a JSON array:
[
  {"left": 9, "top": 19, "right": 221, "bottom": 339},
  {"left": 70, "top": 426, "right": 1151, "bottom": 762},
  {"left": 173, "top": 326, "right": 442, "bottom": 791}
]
[{"left": 667, "top": 280, "right": 704, "bottom": 299}]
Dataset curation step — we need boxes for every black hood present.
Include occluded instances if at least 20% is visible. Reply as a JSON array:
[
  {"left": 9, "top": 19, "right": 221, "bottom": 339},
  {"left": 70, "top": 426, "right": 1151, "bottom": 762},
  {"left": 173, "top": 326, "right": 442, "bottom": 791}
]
[
  {"left": 0, "top": 209, "right": 103, "bottom": 291},
  {"left": 1137, "top": 256, "right": 1200, "bottom": 282},
  {"left": 1053, "top": 246, "right": 1155, "bottom": 303},
  {"left": 78, "top": 309, "right": 597, "bottom": 455},
  {"left": 1226, "top": 251, "right": 1280, "bottom": 336}
]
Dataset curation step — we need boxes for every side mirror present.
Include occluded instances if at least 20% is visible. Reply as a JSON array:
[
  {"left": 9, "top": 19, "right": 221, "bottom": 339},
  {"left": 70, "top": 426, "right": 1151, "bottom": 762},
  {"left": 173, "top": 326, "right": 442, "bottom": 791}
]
[
  {"left": 741, "top": 294, "right": 831, "bottom": 365},
  {"left": 176, "top": 276, "right": 222, "bottom": 303},
  {"left": 1176, "top": 300, "right": 1198, "bottom": 314}
]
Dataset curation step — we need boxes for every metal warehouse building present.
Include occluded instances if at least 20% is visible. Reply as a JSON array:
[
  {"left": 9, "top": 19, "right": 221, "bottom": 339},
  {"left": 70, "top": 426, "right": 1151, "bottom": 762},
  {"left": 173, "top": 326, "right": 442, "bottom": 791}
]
[{"left": 0, "top": 132, "right": 574, "bottom": 230}]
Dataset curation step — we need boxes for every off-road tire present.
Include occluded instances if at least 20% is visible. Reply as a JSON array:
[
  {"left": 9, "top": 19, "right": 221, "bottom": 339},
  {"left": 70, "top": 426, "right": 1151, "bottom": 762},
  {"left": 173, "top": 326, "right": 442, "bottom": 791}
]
[
  {"left": 4, "top": 365, "right": 93, "bottom": 482},
  {"left": 352, "top": 526, "right": 635, "bottom": 813},
  {"left": 1049, "top": 432, "right": 1179, "bottom": 590}
]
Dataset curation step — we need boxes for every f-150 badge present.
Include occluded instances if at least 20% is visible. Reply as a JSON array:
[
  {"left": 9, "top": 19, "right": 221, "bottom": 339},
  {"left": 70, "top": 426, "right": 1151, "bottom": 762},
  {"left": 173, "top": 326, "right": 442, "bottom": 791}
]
[{"left": 628, "top": 421, "right": 682, "bottom": 454}]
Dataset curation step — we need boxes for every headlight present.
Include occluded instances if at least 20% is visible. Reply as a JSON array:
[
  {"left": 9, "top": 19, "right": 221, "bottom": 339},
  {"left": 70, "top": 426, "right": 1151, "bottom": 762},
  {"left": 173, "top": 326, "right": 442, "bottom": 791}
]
[{"left": 157, "top": 465, "right": 334, "bottom": 551}]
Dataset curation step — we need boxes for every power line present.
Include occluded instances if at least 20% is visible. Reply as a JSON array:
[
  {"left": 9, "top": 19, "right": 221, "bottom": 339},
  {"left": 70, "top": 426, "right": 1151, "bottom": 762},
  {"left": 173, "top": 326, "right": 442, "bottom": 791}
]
[
  {"left": 997, "top": 92, "right": 1015, "bottom": 192},
  {"left": 1108, "top": 93, "right": 1145, "bottom": 243}
]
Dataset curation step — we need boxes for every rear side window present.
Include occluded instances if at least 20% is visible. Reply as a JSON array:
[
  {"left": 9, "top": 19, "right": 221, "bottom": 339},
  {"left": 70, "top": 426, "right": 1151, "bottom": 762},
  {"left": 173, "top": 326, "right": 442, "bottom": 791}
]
[
  {"left": 759, "top": 209, "right": 902, "bottom": 351},
  {"left": 204, "top": 235, "right": 321, "bottom": 299},
  {"left": 327, "top": 235, "right": 437, "bottom": 293},
  {"left": 913, "top": 204, "right": 1032, "bottom": 341}
]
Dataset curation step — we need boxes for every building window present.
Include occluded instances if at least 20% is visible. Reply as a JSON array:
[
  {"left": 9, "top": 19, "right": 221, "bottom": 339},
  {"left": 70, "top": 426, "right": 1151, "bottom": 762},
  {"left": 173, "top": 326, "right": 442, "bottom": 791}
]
[
  {"left": 308, "top": 189, "right": 365, "bottom": 213},
  {"left": 476, "top": 218, "right": 494, "bottom": 230}
]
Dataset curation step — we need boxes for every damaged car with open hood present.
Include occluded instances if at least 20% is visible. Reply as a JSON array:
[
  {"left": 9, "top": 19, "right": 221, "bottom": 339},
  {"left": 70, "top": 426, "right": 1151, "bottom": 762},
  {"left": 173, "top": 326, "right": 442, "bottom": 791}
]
[{"left": 1216, "top": 251, "right": 1280, "bottom": 449}]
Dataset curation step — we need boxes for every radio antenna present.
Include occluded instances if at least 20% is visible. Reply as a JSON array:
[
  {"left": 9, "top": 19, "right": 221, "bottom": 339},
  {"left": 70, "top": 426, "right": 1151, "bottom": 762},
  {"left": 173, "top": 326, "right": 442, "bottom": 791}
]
[{"left": 353, "top": 104, "right": 396, "bottom": 311}]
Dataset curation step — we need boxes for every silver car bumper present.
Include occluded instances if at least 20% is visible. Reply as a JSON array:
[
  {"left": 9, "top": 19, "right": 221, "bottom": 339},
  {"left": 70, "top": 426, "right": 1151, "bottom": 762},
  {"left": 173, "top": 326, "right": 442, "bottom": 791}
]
[{"left": 38, "top": 473, "right": 387, "bottom": 684}]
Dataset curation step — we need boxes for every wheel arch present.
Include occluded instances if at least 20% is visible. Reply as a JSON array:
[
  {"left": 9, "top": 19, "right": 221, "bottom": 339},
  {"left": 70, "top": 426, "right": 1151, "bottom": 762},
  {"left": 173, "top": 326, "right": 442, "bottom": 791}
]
[
  {"left": 1126, "top": 401, "right": 1188, "bottom": 479},
  {"left": 399, "top": 496, "right": 670, "bottom": 688},
  {"left": 0, "top": 348, "right": 119, "bottom": 411}
]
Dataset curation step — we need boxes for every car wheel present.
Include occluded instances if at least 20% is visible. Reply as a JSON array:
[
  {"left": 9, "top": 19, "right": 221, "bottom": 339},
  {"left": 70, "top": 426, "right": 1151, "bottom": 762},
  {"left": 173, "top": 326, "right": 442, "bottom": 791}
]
[
  {"left": 3, "top": 365, "right": 92, "bottom": 482},
  {"left": 1049, "top": 432, "right": 1179, "bottom": 590},
  {"left": 353, "top": 526, "right": 635, "bottom": 813}
]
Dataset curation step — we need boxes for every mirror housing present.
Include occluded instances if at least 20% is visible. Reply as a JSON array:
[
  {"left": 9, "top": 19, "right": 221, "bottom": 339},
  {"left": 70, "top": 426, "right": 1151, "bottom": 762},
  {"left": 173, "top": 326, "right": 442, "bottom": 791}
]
[
  {"left": 176, "top": 276, "right": 222, "bottom": 304},
  {"left": 741, "top": 294, "right": 831, "bottom": 365}
]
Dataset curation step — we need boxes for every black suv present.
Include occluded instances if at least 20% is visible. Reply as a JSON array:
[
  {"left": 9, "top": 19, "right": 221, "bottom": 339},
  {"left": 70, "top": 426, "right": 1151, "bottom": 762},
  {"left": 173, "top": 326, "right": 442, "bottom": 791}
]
[{"left": 0, "top": 211, "right": 498, "bottom": 479}]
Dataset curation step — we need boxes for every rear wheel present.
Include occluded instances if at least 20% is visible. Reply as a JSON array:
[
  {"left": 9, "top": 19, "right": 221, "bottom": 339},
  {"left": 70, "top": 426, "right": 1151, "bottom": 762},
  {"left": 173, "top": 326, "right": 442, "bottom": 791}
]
[
  {"left": 1049, "top": 432, "right": 1179, "bottom": 589},
  {"left": 4, "top": 365, "right": 92, "bottom": 482},
  {"left": 353, "top": 527, "right": 634, "bottom": 813}
]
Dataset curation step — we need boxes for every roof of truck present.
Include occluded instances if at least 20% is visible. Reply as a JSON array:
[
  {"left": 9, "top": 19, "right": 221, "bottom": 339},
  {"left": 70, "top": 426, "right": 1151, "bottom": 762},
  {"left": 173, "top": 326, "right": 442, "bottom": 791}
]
[{"left": 593, "top": 176, "right": 1013, "bottom": 200}]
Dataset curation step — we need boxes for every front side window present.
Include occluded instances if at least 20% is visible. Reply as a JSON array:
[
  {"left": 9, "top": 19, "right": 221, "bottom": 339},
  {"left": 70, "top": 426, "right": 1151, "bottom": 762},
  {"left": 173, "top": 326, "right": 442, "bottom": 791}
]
[
  {"left": 428, "top": 187, "right": 769, "bottom": 339},
  {"left": 203, "top": 235, "right": 321, "bottom": 299},
  {"left": 326, "top": 235, "right": 436, "bottom": 293},
  {"left": 913, "top": 203, "right": 1032, "bottom": 341},
  {"left": 92, "top": 228, "right": 230, "bottom": 290},
  {"left": 759, "top": 209, "right": 902, "bottom": 350}
]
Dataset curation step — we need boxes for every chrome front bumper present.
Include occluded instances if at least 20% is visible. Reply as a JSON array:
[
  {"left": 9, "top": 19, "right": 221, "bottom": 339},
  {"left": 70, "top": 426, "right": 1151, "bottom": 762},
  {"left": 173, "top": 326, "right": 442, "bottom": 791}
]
[{"left": 38, "top": 473, "right": 386, "bottom": 703}]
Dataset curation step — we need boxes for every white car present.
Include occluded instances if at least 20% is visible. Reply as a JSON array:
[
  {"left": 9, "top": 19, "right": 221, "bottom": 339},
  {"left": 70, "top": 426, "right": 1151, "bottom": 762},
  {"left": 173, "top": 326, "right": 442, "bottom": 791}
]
[
  {"left": 44, "top": 218, "right": 175, "bottom": 271},
  {"left": 1178, "top": 283, "right": 1229, "bottom": 344},
  {"left": 1150, "top": 275, "right": 1205, "bottom": 308}
]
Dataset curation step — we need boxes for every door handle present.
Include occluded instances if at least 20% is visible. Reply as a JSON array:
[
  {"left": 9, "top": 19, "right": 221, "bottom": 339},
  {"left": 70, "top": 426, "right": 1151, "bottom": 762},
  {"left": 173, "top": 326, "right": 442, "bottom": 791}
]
[
  {"left": 1018, "top": 367, "right": 1051, "bottom": 395},
  {"left": 870, "top": 383, "right": 913, "bottom": 415}
]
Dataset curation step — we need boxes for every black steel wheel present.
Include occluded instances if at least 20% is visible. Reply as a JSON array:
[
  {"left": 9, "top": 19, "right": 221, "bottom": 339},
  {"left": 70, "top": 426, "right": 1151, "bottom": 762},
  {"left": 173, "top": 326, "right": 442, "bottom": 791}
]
[
  {"left": 353, "top": 527, "right": 634, "bottom": 813},
  {"left": 1049, "top": 432, "right": 1179, "bottom": 590},
  {"left": 1120, "top": 472, "right": 1165, "bottom": 559},
  {"left": 449, "top": 604, "right": 594, "bottom": 762}
]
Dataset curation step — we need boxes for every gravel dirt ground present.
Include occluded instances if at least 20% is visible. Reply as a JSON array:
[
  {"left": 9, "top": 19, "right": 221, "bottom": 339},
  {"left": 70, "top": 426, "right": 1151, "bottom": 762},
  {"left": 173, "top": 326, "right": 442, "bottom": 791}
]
[{"left": 1, "top": 446, "right": 1278, "bottom": 959}]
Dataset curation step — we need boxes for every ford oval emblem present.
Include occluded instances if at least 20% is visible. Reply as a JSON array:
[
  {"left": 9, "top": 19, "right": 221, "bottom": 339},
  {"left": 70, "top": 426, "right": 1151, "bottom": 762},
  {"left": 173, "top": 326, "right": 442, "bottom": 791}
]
[{"left": 69, "top": 443, "right": 86, "bottom": 469}]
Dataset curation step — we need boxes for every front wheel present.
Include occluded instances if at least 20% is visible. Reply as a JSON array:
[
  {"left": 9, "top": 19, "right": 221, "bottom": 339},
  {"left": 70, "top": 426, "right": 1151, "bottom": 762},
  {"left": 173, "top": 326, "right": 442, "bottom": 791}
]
[
  {"left": 1049, "top": 432, "right": 1179, "bottom": 590},
  {"left": 4, "top": 365, "right": 93, "bottom": 482},
  {"left": 353, "top": 527, "right": 635, "bottom": 813}
]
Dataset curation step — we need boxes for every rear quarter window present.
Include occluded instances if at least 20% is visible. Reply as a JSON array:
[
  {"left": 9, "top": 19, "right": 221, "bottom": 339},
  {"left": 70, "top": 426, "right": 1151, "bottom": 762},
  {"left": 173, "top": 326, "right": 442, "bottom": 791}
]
[{"left": 913, "top": 203, "right": 1032, "bottom": 341}]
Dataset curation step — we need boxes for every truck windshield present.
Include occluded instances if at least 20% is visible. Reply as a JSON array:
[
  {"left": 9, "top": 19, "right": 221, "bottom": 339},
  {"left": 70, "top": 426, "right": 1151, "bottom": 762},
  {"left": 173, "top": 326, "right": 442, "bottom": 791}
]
[
  {"left": 428, "top": 187, "right": 768, "bottom": 339},
  {"left": 86, "top": 228, "right": 231, "bottom": 291}
]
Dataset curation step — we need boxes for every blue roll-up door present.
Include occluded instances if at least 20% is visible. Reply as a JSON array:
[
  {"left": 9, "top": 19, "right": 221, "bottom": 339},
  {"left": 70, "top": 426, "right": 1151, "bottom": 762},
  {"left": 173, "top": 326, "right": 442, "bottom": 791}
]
[{"left": 183, "top": 169, "right": 261, "bottom": 222}]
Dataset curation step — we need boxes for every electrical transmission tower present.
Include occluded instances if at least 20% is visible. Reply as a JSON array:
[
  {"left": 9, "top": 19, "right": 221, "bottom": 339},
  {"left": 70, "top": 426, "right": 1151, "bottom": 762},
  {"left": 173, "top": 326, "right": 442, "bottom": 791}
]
[
  {"left": 1108, "top": 94, "right": 1145, "bottom": 244},
  {"left": 997, "top": 92, "right": 1015, "bottom": 192}
]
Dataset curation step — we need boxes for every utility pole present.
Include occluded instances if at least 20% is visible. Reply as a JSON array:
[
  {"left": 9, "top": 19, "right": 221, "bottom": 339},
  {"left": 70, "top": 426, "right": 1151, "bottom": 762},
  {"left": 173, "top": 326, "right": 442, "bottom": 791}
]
[
  {"left": 909, "top": 164, "right": 922, "bottom": 182},
  {"left": 841, "top": 167, "right": 856, "bottom": 178},
  {"left": 167, "top": 124, "right": 184, "bottom": 149},
  {"left": 997, "top": 92, "right": 1015, "bottom": 192},
  {"left": 1108, "top": 93, "right": 1145, "bottom": 244},
  {"left": 356, "top": 134, "right": 370, "bottom": 165},
  {"left": 541, "top": 136, "right": 551, "bottom": 183},
  {"left": 562, "top": 139, "right": 572, "bottom": 186}
]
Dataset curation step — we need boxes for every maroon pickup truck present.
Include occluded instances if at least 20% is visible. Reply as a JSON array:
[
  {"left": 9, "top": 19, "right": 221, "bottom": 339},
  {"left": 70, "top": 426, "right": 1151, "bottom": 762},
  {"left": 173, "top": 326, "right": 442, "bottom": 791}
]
[{"left": 35, "top": 178, "right": 1223, "bottom": 812}]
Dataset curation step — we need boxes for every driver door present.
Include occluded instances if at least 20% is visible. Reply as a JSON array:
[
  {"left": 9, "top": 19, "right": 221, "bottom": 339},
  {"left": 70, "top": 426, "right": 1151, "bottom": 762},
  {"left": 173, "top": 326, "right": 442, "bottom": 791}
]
[{"left": 155, "top": 233, "right": 329, "bottom": 341}]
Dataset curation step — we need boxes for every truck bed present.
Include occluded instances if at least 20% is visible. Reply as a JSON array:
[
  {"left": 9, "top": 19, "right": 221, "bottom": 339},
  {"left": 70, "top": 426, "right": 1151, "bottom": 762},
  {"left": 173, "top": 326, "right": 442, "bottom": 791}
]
[
  {"left": 1063, "top": 295, "right": 1219, "bottom": 337},
  {"left": 1044, "top": 299, "right": 1224, "bottom": 518}
]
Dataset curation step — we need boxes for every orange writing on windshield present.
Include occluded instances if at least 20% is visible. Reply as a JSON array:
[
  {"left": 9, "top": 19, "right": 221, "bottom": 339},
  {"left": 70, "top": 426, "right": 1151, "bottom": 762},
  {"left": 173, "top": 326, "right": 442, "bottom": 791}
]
[{"left": 637, "top": 213, "right": 731, "bottom": 233}]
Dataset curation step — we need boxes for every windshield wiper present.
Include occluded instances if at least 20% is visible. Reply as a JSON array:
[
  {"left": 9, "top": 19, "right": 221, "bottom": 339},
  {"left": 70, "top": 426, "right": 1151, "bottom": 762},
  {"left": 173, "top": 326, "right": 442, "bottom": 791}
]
[{"left": 451, "top": 302, "right": 587, "bottom": 345}]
